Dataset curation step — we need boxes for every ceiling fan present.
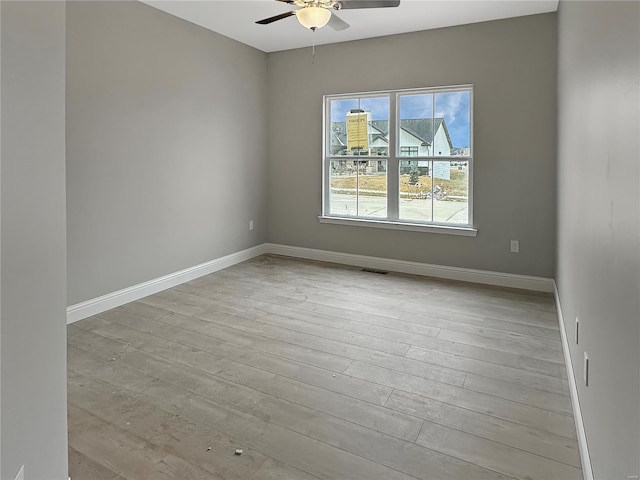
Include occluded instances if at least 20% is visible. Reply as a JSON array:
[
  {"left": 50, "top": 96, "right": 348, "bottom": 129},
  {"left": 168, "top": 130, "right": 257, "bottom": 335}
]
[{"left": 256, "top": 0, "right": 401, "bottom": 32}]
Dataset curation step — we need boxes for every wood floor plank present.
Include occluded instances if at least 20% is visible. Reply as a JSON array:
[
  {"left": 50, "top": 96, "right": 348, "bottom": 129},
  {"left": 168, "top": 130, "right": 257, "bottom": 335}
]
[
  {"left": 245, "top": 256, "right": 559, "bottom": 322},
  {"left": 195, "top": 309, "right": 467, "bottom": 387},
  {"left": 201, "top": 262, "right": 401, "bottom": 300},
  {"left": 424, "top": 337, "right": 567, "bottom": 378},
  {"left": 435, "top": 312, "right": 560, "bottom": 339},
  {"left": 385, "top": 389, "right": 581, "bottom": 468},
  {"left": 222, "top": 256, "right": 552, "bottom": 316},
  {"left": 70, "top": 338, "right": 507, "bottom": 480},
  {"left": 463, "top": 373, "right": 573, "bottom": 414},
  {"left": 421, "top": 291, "right": 556, "bottom": 315},
  {"left": 399, "top": 310, "right": 562, "bottom": 345},
  {"left": 110, "top": 301, "right": 177, "bottom": 322},
  {"left": 405, "top": 345, "right": 569, "bottom": 396},
  {"left": 69, "top": 446, "right": 123, "bottom": 480},
  {"left": 70, "top": 324, "right": 422, "bottom": 442},
  {"left": 318, "top": 306, "right": 562, "bottom": 355},
  {"left": 229, "top": 308, "right": 413, "bottom": 356},
  {"left": 137, "top": 294, "right": 210, "bottom": 317},
  {"left": 287, "top": 289, "right": 405, "bottom": 320},
  {"left": 91, "top": 308, "right": 395, "bottom": 405},
  {"left": 437, "top": 329, "right": 565, "bottom": 363},
  {"left": 102, "top": 311, "right": 394, "bottom": 406},
  {"left": 175, "top": 285, "right": 567, "bottom": 391},
  {"left": 162, "top": 289, "right": 351, "bottom": 330},
  {"left": 344, "top": 361, "right": 577, "bottom": 439},
  {"left": 69, "top": 370, "right": 320, "bottom": 480},
  {"left": 68, "top": 403, "right": 224, "bottom": 480},
  {"left": 179, "top": 279, "right": 406, "bottom": 329},
  {"left": 416, "top": 421, "right": 582, "bottom": 480},
  {"left": 218, "top": 267, "right": 561, "bottom": 339},
  {"left": 405, "top": 298, "right": 557, "bottom": 326},
  {"left": 443, "top": 323, "right": 563, "bottom": 351},
  {"left": 184, "top": 288, "right": 443, "bottom": 354},
  {"left": 68, "top": 342, "right": 449, "bottom": 480},
  {"left": 344, "top": 321, "right": 442, "bottom": 350},
  {"left": 410, "top": 282, "right": 556, "bottom": 311},
  {"left": 146, "top": 289, "right": 217, "bottom": 310},
  {"left": 98, "top": 307, "right": 354, "bottom": 373},
  {"left": 68, "top": 255, "right": 580, "bottom": 480}
]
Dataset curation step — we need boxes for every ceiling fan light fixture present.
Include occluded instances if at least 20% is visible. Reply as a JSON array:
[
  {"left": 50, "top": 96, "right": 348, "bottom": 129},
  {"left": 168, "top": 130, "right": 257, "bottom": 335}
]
[{"left": 296, "top": 6, "right": 331, "bottom": 30}]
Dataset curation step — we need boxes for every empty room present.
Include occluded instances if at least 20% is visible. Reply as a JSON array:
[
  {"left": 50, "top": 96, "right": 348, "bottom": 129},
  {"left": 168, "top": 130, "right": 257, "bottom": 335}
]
[{"left": 1, "top": 0, "right": 638, "bottom": 479}]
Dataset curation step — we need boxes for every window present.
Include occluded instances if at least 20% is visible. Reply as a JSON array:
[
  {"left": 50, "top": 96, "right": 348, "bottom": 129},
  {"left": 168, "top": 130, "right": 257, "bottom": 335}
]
[
  {"left": 322, "top": 85, "right": 473, "bottom": 232},
  {"left": 400, "top": 146, "right": 419, "bottom": 156}
]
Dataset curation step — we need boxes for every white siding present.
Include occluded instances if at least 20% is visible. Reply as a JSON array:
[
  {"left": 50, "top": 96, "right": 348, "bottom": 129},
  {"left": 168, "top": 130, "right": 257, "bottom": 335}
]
[
  {"left": 433, "top": 126, "right": 451, "bottom": 156},
  {"left": 399, "top": 128, "right": 430, "bottom": 155}
]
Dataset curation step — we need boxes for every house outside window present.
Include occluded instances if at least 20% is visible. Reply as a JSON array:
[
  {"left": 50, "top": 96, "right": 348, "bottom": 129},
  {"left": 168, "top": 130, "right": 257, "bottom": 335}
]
[{"left": 322, "top": 85, "right": 473, "bottom": 231}]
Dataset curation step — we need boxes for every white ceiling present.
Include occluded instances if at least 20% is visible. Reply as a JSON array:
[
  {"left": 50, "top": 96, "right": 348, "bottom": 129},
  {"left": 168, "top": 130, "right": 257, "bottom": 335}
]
[{"left": 140, "top": 0, "right": 559, "bottom": 53}]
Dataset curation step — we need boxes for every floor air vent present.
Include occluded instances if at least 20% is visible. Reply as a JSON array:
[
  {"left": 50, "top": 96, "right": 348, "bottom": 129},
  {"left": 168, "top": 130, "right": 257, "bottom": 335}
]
[{"left": 361, "top": 268, "right": 389, "bottom": 275}]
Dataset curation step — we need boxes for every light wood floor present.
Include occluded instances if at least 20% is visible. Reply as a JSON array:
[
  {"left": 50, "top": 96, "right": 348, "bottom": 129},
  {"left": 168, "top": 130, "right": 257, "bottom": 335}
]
[{"left": 67, "top": 254, "right": 582, "bottom": 480}]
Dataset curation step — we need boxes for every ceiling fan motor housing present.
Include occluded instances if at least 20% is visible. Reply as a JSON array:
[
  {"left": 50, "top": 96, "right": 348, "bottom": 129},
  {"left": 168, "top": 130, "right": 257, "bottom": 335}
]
[{"left": 255, "top": 0, "right": 400, "bottom": 28}]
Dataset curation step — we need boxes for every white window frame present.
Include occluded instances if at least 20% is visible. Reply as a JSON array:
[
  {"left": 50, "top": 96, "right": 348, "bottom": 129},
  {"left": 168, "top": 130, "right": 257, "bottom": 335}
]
[{"left": 320, "top": 85, "right": 476, "bottom": 236}]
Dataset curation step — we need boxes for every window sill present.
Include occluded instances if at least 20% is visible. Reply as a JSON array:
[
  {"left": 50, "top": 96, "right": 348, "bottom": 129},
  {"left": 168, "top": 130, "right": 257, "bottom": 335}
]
[{"left": 317, "top": 216, "right": 478, "bottom": 237}]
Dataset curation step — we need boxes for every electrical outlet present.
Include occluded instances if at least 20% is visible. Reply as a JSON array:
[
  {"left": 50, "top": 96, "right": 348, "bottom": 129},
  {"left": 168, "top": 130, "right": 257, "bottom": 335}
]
[
  {"left": 627, "top": 475, "right": 639, "bottom": 480},
  {"left": 510, "top": 240, "right": 519, "bottom": 253},
  {"left": 584, "top": 352, "right": 589, "bottom": 386},
  {"left": 249, "top": 220, "right": 254, "bottom": 231},
  {"left": 576, "top": 317, "right": 579, "bottom": 344}
]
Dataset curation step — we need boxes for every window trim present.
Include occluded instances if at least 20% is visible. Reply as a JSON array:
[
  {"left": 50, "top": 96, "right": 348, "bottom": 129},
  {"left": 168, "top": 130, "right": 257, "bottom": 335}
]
[
  {"left": 322, "top": 84, "right": 474, "bottom": 234},
  {"left": 317, "top": 215, "right": 478, "bottom": 236}
]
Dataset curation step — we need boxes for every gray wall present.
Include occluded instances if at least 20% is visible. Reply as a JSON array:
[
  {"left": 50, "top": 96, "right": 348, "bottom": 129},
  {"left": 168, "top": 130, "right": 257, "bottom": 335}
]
[
  {"left": 67, "top": 1, "right": 268, "bottom": 305},
  {"left": 0, "top": 4, "right": 3, "bottom": 476},
  {"left": 557, "top": 1, "right": 640, "bottom": 477},
  {"left": 0, "top": 3, "right": 3, "bottom": 476},
  {"left": 1, "top": 1, "right": 68, "bottom": 478},
  {"left": 266, "top": 14, "right": 557, "bottom": 278}
]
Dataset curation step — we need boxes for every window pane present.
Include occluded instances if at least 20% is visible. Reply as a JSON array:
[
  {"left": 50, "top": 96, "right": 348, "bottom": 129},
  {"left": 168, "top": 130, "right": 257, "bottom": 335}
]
[
  {"left": 432, "top": 160, "right": 469, "bottom": 224},
  {"left": 329, "top": 97, "right": 389, "bottom": 157},
  {"left": 330, "top": 159, "right": 357, "bottom": 216},
  {"left": 434, "top": 91, "right": 471, "bottom": 156},
  {"left": 358, "top": 160, "right": 387, "bottom": 218},
  {"left": 399, "top": 94, "right": 434, "bottom": 157},
  {"left": 325, "top": 87, "right": 472, "bottom": 227},
  {"left": 330, "top": 159, "right": 387, "bottom": 218},
  {"left": 399, "top": 159, "right": 432, "bottom": 222}
]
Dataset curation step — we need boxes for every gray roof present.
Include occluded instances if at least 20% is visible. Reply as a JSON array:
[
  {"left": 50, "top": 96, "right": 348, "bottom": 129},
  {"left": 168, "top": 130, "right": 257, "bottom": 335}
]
[{"left": 330, "top": 118, "right": 452, "bottom": 151}]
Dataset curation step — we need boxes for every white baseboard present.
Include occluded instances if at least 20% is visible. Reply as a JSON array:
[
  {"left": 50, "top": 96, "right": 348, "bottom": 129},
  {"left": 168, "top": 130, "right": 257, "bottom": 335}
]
[
  {"left": 66, "top": 244, "right": 267, "bottom": 324},
  {"left": 553, "top": 280, "right": 593, "bottom": 480},
  {"left": 67, "top": 242, "right": 554, "bottom": 324},
  {"left": 264, "top": 243, "right": 554, "bottom": 292}
]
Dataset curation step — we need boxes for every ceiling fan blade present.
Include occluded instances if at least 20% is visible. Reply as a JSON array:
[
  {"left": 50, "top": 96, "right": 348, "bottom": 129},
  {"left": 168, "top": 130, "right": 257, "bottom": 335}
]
[
  {"left": 337, "top": 0, "right": 400, "bottom": 9},
  {"left": 327, "top": 13, "right": 349, "bottom": 31},
  {"left": 255, "top": 11, "right": 296, "bottom": 25},
  {"left": 275, "top": 0, "right": 295, "bottom": 3}
]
